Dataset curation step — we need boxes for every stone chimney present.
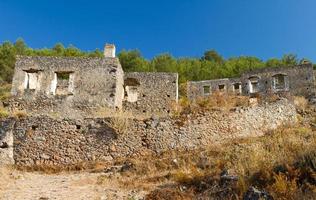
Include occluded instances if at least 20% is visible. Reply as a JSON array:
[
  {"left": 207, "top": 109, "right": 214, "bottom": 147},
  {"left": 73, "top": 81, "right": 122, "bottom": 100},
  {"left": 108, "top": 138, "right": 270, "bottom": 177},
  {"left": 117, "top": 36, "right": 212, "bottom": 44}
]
[{"left": 104, "top": 44, "right": 116, "bottom": 58}]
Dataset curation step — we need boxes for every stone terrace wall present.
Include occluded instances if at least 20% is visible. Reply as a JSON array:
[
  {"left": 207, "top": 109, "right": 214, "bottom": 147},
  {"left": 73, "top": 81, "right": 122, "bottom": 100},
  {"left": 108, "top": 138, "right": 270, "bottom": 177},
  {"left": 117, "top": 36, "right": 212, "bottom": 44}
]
[
  {"left": 123, "top": 72, "right": 178, "bottom": 115},
  {"left": 0, "top": 99, "right": 297, "bottom": 166}
]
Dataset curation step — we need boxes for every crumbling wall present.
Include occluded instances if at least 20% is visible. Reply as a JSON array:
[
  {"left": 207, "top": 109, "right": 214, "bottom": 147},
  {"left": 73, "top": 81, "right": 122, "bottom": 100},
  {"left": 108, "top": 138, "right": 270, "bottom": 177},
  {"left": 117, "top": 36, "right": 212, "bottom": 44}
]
[
  {"left": 187, "top": 64, "right": 315, "bottom": 100},
  {"left": 6, "top": 99, "right": 297, "bottom": 166},
  {"left": 10, "top": 56, "right": 124, "bottom": 116},
  {"left": 187, "top": 78, "right": 242, "bottom": 100},
  {"left": 0, "top": 120, "right": 15, "bottom": 165},
  {"left": 123, "top": 72, "right": 178, "bottom": 115},
  {"left": 241, "top": 64, "right": 315, "bottom": 98}
]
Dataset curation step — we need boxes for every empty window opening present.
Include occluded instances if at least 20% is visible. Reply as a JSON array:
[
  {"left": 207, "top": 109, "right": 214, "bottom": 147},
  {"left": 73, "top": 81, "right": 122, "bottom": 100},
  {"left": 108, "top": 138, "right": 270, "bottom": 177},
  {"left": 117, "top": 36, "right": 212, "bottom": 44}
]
[
  {"left": 203, "top": 86, "right": 211, "bottom": 95},
  {"left": 272, "top": 74, "right": 288, "bottom": 91},
  {"left": 125, "top": 86, "right": 139, "bottom": 102},
  {"left": 248, "top": 76, "right": 260, "bottom": 94},
  {"left": 233, "top": 83, "right": 242, "bottom": 94},
  {"left": 124, "top": 78, "right": 140, "bottom": 103},
  {"left": 51, "top": 72, "right": 74, "bottom": 96},
  {"left": 23, "top": 70, "right": 40, "bottom": 91},
  {"left": 218, "top": 84, "right": 226, "bottom": 91}
]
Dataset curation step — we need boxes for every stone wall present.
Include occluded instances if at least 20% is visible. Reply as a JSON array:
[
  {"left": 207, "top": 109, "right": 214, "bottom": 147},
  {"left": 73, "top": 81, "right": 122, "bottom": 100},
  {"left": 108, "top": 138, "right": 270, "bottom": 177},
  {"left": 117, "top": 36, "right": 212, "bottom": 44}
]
[
  {"left": 241, "top": 64, "right": 315, "bottom": 98},
  {"left": 187, "top": 64, "right": 315, "bottom": 100},
  {"left": 0, "top": 120, "right": 14, "bottom": 165},
  {"left": 187, "top": 78, "right": 242, "bottom": 100},
  {"left": 123, "top": 72, "right": 178, "bottom": 115},
  {"left": 0, "top": 99, "right": 297, "bottom": 166},
  {"left": 11, "top": 56, "right": 124, "bottom": 114}
]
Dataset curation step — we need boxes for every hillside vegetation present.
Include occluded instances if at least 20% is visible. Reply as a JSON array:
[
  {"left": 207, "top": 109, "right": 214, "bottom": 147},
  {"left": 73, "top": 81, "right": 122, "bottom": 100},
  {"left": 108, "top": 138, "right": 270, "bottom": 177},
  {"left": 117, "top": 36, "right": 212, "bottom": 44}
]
[
  {"left": 0, "top": 39, "right": 315, "bottom": 85},
  {"left": 121, "top": 119, "right": 316, "bottom": 199}
]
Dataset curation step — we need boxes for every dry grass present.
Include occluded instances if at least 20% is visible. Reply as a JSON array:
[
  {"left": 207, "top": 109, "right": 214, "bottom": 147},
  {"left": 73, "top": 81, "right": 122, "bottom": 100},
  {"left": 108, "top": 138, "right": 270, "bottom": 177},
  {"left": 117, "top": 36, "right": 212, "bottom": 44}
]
[
  {"left": 111, "top": 123, "right": 316, "bottom": 199},
  {"left": 196, "top": 91, "right": 249, "bottom": 111},
  {"left": 293, "top": 96, "right": 309, "bottom": 110},
  {"left": 107, "top": 117, "right": 130, "bottom": 134},
  {"left": 16, "top": 161, "right": 110, "bottom": 174},
  {"left": 0, "top": 83, "right": 11, "bottom": 101},
  {"left": 12, "top": 110, "right": 27, "bottom": 119},
  {"left": 0, "top": 107, "right": 9, "bottom": 118},
  {"left": 170, "top": 97, "right": 190, "bottom": 117},
  {"left": 93, "top": 108, "right": 133, "bottom": 134},
  {"left": 171, "top": 92, "right": 250, "bottom": 116}
]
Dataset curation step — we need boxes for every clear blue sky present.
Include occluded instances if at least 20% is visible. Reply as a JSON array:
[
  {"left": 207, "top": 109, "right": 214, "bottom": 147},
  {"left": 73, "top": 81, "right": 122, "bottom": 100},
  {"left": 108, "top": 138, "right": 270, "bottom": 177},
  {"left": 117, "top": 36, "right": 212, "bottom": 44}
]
[{"left": 1, "top": 0, "right": 315, "bottom": 61}]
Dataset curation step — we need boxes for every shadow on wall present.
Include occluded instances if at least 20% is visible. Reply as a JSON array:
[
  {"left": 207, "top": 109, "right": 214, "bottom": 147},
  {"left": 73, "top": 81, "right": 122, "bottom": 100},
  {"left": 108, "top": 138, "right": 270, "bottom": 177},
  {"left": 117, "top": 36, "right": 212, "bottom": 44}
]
[{"left": 86, "top": 118, "right": 119, "bottom": 141}]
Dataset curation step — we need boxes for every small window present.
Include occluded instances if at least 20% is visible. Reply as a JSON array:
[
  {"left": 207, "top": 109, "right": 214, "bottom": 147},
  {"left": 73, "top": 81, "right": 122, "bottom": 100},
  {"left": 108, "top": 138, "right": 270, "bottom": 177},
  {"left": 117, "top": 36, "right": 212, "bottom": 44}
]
[
  {"left": 203, "top": 86, "right": 210, "bottom": 95},
  {"left": 272, "top": 74, "right": 288, "bottom": 91},
  {"left": 24, "top": 69, "right": 40, "bottom": 91},
  {"left": 124, "top": 78, "right": 140, "bottom": 103},
  {"left": 248, "top": 76, "right": 260, "bottom": 94},
  {"left": 51, "top": 72, "right": 74, "bottom": 95},
  {"left": 218, "top": 84, "right": 226, "bottom": 91},
  {"left": 125, "top": 86, "right": 139, "bottom": 102},
  {"left": 24, "top": 72, "right": 38, "bottom": 90},
  {"left": 233, "top": 83, "right": 242, "bottom": 94}
]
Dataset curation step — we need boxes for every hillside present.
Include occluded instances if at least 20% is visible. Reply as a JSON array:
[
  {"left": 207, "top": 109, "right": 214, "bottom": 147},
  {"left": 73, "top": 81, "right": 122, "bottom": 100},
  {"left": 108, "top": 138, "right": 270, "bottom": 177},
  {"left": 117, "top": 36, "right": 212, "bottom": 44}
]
[{"left": 1, "top": 97, "right": 315, "bottom": 200}]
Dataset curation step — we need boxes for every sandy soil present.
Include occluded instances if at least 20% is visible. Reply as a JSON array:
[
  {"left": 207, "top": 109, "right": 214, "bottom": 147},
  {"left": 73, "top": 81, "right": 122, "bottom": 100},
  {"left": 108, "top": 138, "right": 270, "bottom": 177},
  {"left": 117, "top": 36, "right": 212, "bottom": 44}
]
[{"left": 0, "top": 168, "right": 146, "bottom": 200}]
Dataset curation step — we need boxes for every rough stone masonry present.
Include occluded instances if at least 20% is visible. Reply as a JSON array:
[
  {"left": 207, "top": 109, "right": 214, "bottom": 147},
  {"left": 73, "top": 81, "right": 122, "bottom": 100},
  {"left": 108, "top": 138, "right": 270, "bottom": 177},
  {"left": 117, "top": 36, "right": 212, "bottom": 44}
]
[
  {"left": 0, "top": 99, "right": 296, "bottom": 166},
  {"left": 0, "top": 44, "right": 309, "bottom": 167}
]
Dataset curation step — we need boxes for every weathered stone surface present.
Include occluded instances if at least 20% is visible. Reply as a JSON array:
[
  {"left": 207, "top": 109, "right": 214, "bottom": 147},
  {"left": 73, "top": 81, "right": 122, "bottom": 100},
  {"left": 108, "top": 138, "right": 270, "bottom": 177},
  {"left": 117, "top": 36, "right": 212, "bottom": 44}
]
[
  {"left": 0, "top": 99, "right": 297, "bottom": 166},
  {"left": 8, "top": 56, "right": 179, "bottom": 118},
  {"left": 0, "top": 119, "right": 15, "bottom": 165},
  {"left": 188, "top": 64, "right": 315, "bottom": 100},
  {"left": 123, "top": 72, "right": 178, "bottom": 115},
  {"left": 10, "top": 56, "right": 124, "bottom": 118}
]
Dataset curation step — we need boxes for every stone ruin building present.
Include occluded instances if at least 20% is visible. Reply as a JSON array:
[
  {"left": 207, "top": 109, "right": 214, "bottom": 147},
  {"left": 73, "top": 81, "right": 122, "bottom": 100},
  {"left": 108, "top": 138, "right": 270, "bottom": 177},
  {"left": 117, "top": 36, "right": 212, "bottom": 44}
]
[
  {"left": 187, "top": 63, "right": 316, "bottom": 101},
  {"left": 9, "top": 45, "right": 316, "bottom": 116},
  {"left": 9, "top": 44, "right": 178, "bottom": 118},
  {"left": 8, "top": 44, "right": 316, "bottom": 117},
  {"left": 1, "top": 44, "right": 315, "bottom": 167}
]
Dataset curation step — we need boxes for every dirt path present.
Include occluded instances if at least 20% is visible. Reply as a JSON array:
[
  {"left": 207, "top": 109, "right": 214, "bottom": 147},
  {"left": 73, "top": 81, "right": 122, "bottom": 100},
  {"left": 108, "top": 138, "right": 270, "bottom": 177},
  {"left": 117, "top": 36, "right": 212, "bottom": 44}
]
[{"left": 1, "top": 169, "right": 146, "bottom": 200}]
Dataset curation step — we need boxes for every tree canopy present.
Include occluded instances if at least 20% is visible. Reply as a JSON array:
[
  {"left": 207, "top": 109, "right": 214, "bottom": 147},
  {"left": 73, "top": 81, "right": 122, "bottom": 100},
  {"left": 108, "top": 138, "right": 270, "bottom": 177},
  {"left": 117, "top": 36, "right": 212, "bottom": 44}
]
[{"left": 0, "top": 38, "right": 313, "bottom": 84}]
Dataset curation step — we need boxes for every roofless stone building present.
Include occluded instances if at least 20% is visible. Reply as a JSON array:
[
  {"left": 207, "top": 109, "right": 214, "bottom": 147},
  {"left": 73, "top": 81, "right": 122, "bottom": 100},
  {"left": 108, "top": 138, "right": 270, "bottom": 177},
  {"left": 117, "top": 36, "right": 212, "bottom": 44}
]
[
  {"left": 9, "top": 44, "right": 178, "bottom": 117},
  {"left": 187, "top": 64, "right": 315, "bottom": 100},
  {"left": 9, "top": 43, "right": 316, "bottom": 118}
]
